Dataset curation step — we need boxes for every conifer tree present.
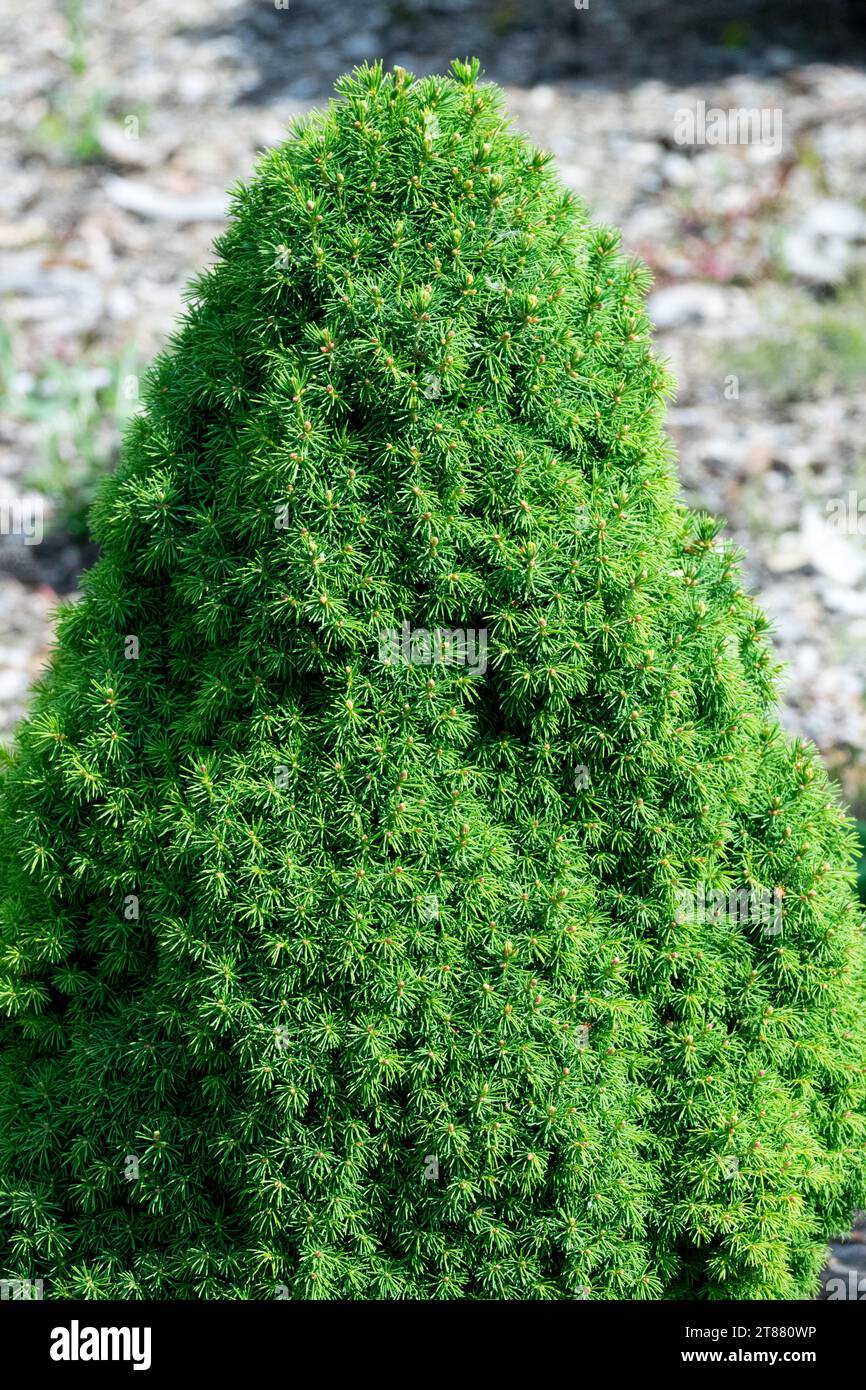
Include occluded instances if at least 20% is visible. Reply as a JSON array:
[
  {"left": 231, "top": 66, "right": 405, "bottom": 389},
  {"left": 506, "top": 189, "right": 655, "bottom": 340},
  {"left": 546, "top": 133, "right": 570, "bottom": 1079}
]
[{"left": 1, "top": 60, "right": 864, "bottom": 1300}]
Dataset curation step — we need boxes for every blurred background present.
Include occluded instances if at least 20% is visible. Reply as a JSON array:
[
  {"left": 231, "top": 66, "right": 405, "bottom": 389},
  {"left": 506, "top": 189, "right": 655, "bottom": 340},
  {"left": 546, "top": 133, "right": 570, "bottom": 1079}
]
[{"left": 1, "top": 0, "right": 866, "bottom": 1291}]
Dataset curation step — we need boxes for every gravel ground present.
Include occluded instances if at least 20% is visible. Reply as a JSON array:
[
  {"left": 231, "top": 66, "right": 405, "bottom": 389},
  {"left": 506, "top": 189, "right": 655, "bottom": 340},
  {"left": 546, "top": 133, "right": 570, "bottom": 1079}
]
[{"left": 1, "top": 0, "right": 865, "bottom": 1290}]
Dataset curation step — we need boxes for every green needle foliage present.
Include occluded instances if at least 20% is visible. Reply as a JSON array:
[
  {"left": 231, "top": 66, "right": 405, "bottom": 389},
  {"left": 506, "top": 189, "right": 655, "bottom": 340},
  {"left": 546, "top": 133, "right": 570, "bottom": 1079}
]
[{"left": 1, "top": 60, "right": 865, "bottom": 1301}]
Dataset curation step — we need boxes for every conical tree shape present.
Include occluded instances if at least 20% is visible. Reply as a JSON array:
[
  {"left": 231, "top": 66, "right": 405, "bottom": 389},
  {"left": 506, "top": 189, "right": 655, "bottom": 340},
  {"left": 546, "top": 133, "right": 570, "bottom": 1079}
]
[{"left": 1, "top": 61, "right": 865, "bottom": 1301}]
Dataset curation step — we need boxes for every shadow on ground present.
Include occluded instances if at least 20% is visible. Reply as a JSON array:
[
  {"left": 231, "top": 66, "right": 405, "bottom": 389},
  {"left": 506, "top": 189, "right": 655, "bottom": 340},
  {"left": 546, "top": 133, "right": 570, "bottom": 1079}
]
[{"left": 188, "top": 0, "right": 866, "bottom": 106}]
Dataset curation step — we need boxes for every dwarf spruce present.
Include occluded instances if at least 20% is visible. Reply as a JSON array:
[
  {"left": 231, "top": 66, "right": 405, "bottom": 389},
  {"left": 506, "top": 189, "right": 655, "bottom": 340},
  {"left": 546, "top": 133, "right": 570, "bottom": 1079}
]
[{"left": 1, "top": 61, "right": 864, "bottom": 1300}]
